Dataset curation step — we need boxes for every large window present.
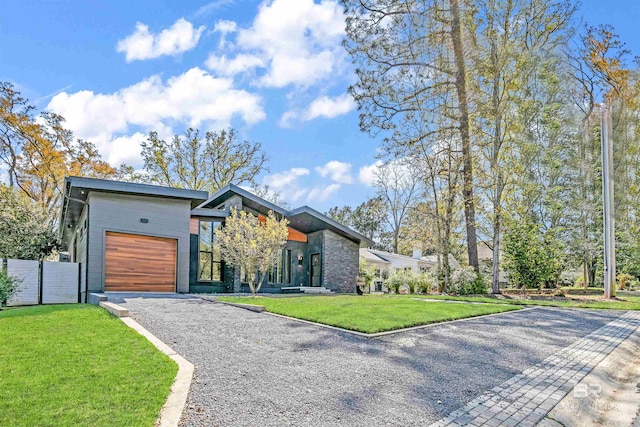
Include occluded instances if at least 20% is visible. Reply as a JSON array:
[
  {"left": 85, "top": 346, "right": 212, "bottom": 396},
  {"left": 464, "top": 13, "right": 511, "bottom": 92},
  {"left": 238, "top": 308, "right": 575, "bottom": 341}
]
[
  {"left": 284, "top": 250, "right": 292, "bottom": 284},
  {"left": 199, "top": 220, "right": 222, "bottom": 281},
  {"left": 268, "top": 250, "right": 283, "bottom": 284}
]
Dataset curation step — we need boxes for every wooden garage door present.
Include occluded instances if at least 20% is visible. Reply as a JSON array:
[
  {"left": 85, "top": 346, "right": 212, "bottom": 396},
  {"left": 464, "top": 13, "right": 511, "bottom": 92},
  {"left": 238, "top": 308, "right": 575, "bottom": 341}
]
[{"left": 105, "top": 232, "right": 177, "bottom": 292}]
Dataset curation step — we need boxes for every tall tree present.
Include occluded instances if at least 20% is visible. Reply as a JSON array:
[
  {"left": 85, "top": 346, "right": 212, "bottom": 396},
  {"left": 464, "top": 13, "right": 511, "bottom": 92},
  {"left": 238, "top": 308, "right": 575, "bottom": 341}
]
[
  {"left": 343, "top": 0, "right": 480, "bottom": 269},
  {"left": 140, "top": 128, "right": 268, "bottom": 193},
  {"left": 0, "top": 82, "right": 115, "bottom": 222},
  {"left": 472, "top": 0, "right": 575, "bottom": 293},
  {"left": 374, "top": 160, "right": 421, "bottom": 253}
]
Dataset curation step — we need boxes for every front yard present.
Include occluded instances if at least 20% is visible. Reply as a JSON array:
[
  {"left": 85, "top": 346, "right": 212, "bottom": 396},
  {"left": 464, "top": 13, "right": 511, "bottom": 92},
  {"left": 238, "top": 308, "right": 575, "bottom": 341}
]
[
  {"left": 413, "top": 292, "right": 640, "bottom": 310},
  {"left": 0, "top": 305, "right": 177, "bottom": 427},
  {"left": 217, "top": 294, "right": 521, "bottom": 333}
]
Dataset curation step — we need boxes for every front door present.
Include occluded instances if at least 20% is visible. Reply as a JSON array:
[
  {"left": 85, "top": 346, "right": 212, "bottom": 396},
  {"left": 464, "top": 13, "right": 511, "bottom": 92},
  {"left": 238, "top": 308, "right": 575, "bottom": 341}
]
[{"left": 310, "top": 253, "right": 320, "bottom": 287}]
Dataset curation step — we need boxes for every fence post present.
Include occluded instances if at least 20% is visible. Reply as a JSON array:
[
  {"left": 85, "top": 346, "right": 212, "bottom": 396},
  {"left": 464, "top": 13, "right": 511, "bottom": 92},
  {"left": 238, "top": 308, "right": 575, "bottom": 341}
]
[
  {"left": 38, "top": 261, "right": 43, "bottom": 305},
  {"left": 77, "top": 263, "right": 82, "bottom": 303}
]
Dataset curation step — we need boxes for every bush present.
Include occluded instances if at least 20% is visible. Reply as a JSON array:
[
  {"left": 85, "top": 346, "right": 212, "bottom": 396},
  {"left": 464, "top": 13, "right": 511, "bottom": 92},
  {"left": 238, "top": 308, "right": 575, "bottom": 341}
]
[
  {"left": 617, "top": 273, "right": 633, "bottom": 291},
  {"left": 0, "top": 269, "right": 20, "bottom": 307},
  {"left": 417, "top": 271, "right": 435, "bottom": 294},
  {"left": 384, "top": 271, "right": 405, "bottom": 294},
  {"left": 450, "top": 267, "right": 488, "bottom": 295}
]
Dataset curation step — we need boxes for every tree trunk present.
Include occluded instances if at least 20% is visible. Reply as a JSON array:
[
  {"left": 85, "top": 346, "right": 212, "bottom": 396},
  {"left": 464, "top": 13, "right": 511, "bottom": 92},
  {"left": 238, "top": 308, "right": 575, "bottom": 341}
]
[{"left": 450, "top": 0, "right": 479, "bottom": 271}]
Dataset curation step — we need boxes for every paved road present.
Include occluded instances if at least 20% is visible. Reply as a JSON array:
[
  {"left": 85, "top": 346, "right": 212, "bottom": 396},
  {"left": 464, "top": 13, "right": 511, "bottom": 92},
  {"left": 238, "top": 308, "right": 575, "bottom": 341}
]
[{"left": 118, "top": 297, "right": 624, "bottom": 427}]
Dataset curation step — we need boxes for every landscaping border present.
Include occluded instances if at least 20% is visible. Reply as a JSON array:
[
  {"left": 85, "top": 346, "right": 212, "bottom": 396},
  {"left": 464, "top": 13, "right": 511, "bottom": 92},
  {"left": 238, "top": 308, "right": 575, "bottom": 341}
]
[
  {"left": 209, "top": 297, "right": 533, "bottom": 337},
  {"left": 96, "top": 299, "right": 193, "bottom": 427}
]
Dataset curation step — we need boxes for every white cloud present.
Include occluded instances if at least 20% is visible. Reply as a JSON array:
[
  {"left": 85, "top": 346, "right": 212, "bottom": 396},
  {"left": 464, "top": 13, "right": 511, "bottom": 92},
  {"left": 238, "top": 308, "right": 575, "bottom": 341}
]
[
  {"left": 262, "top": 167, "right": 310, "bottom": 202},
  {"left": 47, "top": 67, "right": 264, "bottom": 166},
  {"left": 195, "top": 0, "right": 238, "bottom": 17},
  {"left": 304, "top": 94, "right": 355, "bottom": 121},
  {"left": 315, "top": 160, "right": 353, "bottom": 184},
  {"left": 214, "top": 20, "right": 237, "bottom": 33},
  {"left": 213, "top": 19, "right": 237, "bottom": 49},
  {"left": 206, "top": 0, "right": 348, "bottom": 88},
  {"left": 205, "top": 54, "right": 264, "bottom": 77},
  {"left": 307, "top": 183, "right": 341, "bottom": 202},
  {"left": 280, "top": 93, "right": 355, "bottom": 126},
  {"left": 106, "top": 133, "right": 147, "bottom": 166},
  {"left": 358, "top": 160, "right": 383, "bottom": 186},
  {"left": 117, "top": 18, "right": 205, "bottom": 62}
]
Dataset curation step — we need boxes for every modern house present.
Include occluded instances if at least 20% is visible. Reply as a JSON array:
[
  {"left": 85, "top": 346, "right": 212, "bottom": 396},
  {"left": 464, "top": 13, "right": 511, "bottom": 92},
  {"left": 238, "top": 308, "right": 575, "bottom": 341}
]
[{"left": 59, "top": 177, "right": 373, "bottom": 300}]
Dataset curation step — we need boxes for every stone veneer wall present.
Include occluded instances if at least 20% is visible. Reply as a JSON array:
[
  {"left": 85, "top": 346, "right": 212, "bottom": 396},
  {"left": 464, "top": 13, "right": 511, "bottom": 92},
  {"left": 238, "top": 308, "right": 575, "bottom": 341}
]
[{"left": 322, "top": 230, "right": 358, "bottom": 293}]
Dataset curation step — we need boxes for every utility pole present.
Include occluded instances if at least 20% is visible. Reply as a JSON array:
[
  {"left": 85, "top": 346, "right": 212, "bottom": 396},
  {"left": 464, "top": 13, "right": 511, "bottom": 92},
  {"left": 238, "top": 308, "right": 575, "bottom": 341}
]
[{"left": 601, "top": 107, "right": 616, "bottom": 299}]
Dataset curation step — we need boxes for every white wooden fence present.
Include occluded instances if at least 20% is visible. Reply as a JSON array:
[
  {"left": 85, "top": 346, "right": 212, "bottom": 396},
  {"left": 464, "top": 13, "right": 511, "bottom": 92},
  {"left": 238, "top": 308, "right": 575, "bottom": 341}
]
[{"left": 1, "top": 259, "right": 81, "bottom": 306}]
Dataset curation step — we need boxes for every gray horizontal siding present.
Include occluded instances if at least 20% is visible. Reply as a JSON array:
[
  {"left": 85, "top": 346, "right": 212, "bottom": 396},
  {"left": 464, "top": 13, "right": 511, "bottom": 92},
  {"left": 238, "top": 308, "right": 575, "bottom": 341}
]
[{"left": 87, "top": 192, "right": 192, "bottom": 293}]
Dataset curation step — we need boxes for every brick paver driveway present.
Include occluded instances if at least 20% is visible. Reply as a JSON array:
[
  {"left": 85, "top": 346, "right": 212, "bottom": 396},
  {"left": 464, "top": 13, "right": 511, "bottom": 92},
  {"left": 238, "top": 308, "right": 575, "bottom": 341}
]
[{"left": 117, "top": 296, "right": 635, "bottom": 427}]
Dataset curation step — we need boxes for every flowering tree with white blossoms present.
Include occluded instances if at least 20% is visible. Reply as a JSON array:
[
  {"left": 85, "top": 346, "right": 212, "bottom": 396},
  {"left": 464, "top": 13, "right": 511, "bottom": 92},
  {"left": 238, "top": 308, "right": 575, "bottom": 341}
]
[{"left": 215, "top": 208, "right": 289, "bottom": 295}]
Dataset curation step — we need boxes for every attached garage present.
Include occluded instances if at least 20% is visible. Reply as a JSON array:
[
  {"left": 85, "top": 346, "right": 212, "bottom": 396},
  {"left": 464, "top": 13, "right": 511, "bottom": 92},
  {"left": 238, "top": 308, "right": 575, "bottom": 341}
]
[{"left": 104, "top": 232, "right": 177, "bottom": 292}]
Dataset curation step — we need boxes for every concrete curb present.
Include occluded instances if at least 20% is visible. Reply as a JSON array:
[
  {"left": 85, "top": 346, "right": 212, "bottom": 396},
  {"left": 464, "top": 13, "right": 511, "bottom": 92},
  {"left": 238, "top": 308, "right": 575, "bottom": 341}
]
[
  {"left": 261, "top": 306, "right": 534, "bottom": 338},
  {"left": 202, "top": 297, "right": 266, "bottom": 313},
  {"left": 120, "top": 317, "right": 194, "bottom": 427},
  {"left": 97, "top": 299, "right": 193, "bottom": 426}
]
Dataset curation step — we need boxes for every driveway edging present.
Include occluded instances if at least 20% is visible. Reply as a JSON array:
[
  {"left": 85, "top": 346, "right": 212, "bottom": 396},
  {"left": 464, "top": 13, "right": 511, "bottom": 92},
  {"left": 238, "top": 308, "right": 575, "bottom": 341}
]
[
  {"left": 120, "top": 316, "right": 194, "bottom": 427},
  {"left": 260, "top": 306, "right": 536, "bottom": 338}
]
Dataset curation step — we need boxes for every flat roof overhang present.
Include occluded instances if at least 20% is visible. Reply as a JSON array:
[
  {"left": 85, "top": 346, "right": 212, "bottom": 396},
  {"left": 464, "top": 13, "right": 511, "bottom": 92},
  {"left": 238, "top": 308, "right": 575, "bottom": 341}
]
[{"left": 59, "top": 177, "right": 209, "bottom": 247}]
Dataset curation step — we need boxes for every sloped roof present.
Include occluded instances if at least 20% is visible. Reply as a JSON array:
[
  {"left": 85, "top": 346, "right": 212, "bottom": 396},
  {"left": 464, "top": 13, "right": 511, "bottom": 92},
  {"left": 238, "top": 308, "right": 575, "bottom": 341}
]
[
  {"left": 197, "top": 184, "right": 374, "bottom": 246},
  {"left": 59, "top": 176, "right": 208, "bottom": 244},
  {"left": 359, "top": 248, "right": 391, "bottom": 264}
]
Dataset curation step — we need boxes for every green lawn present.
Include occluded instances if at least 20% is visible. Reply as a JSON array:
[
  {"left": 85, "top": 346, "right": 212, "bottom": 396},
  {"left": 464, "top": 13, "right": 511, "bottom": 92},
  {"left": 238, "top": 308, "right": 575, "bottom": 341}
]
[
  {"left": 217, "top": 295, "right": 521, "bottom": 333},
  {"left": 0, "top": 305, "right": 177, "bottom": 427},
  {"left": 409, "top": 293, "right": 640, "bottom": 310}
]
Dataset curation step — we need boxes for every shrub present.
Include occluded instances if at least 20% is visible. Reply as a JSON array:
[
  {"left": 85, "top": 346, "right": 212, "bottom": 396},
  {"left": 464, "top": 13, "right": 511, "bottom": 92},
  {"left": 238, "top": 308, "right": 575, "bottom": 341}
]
[
  {"left": 417, "top": 271, "right": 435, "bottom": 294},
  {"left": 406, "top": 272, "right": 419, "bottom": 294},
  {"left": 0, "top": 269, "right": 20, "bottom": 308},
  {"left": 617, "top": 273, "right": 633, "bottom": 291},
  {"left": 450, "top": 267, "right": 488, "bottom": 295},
  {"left": 384, "top": 271, "right": 405, "bottom": 294}
]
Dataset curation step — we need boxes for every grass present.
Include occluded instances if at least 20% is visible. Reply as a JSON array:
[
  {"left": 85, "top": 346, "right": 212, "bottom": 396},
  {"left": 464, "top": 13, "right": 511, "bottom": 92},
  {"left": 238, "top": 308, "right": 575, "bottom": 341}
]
[
  {"left": 0, "top": 304, "right": 178, "bottom": 427},
  {"left": 217, "top": 294, "right": 521, "bottom": 333},
  {"left": 409, "top": 293, "right": 640, "bottom": 310}
]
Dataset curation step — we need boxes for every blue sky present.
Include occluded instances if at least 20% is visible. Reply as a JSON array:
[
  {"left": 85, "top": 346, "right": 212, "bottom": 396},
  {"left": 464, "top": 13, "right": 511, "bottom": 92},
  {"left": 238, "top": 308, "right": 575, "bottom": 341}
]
[{"left": 1, "top": 0, "right": 638, "bottom": 212}]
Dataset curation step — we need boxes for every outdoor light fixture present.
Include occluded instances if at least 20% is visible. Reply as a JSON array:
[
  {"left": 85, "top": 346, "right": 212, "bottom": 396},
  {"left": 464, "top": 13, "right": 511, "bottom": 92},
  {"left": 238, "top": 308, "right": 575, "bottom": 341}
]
[
  {"left": 140, "top": 218, "right": 149, "bottom": 223},
  {"left": 297, "top": 255, "right": 303, "bottom": 265}
]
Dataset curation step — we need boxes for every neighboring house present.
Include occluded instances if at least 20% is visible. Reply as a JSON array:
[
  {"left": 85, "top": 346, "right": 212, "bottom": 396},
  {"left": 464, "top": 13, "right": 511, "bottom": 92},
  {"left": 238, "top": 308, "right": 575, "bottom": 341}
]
[
  {"left": 59, "top": 177, "right": 373, "bottom": 300},
  {"left": 359, "top": 248, "right": 462, "bottom": 292},
  {"left": 477, "top": 241, "right": 509, "bottom": 287}
]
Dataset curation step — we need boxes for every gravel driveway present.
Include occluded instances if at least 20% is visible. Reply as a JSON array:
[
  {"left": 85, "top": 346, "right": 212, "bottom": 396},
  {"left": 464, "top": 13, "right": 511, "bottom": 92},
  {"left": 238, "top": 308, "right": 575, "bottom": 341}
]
[{"left": 117, "top": 297, "right": 622, "bottom": 427}]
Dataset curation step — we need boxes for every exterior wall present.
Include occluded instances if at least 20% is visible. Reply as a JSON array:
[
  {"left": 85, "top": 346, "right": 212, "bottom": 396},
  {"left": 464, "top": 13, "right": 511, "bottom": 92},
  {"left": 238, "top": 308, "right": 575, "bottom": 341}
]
[
  {"left": 75, "top": 205, "right": 88, "bottom": 301},
  {"left": 286, "top": 241, "right": 307, "bottom": 287},
  {"left": 87, "top": 192, "right": 191, "bottom": 293},
  {"left": 322, "top": 230, "right": 358, "bottom": 293}
]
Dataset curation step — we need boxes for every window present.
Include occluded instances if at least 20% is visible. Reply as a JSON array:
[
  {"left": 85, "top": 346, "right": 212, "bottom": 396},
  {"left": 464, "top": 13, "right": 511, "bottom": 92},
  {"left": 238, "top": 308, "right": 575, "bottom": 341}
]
[
  {"left": 284, "top": 250, "right": 292, "bottom": 284},
  {"left": 199, "top": 220, "right": 222, "bottom": 281},
  {"left": 268, "top": 250, "right": 283, "bottom": 284}
]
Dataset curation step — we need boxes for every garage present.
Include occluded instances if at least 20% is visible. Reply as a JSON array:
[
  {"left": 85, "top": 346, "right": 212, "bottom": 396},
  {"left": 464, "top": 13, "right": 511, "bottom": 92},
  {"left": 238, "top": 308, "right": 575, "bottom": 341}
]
[{"left": 104, "top": 231, "right": 177, "bottom": 292}]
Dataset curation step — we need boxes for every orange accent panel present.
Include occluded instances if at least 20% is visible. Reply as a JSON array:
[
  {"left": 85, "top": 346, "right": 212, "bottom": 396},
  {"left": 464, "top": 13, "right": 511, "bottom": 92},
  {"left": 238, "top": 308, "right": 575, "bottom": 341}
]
[
  {"left": 190, "top": 218, "right": 199, "bottom": 234},
  {"left": 258, "top": 214, "right": 306, "bottom": 242},
  {"left": 104, "top": 232, "right": 177, "bottom": 292},
  {"left": 287, "top": 227, "right": 307, "bottom": 242}
]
